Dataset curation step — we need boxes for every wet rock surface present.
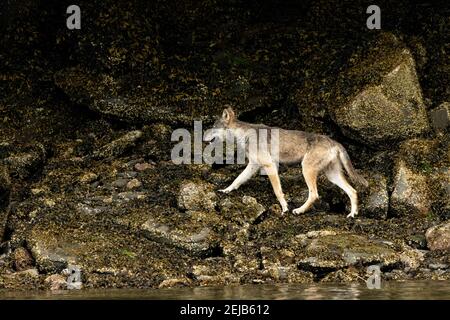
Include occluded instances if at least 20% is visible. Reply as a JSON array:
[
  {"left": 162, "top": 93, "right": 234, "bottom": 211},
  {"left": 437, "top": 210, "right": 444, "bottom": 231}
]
[{"left": 1, "top": 0, "right": 449, "bottom": 290}]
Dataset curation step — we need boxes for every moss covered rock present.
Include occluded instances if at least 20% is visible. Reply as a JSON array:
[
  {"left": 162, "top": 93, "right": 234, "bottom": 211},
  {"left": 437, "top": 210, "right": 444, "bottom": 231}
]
[
  {"left": 331, "top": 33, "right": 429, "bottom": 146},
  {"left": 426, "top": 222, "right": 450, "bottom": 251}
]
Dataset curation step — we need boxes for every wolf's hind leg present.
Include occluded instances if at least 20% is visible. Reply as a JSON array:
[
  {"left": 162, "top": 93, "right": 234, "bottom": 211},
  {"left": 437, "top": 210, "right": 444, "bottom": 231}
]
[
  {"left": 292, "top": 165, "right": 319, "bottom": 214},
  {"left": 264, "top": 163, "right": 288, "bottom": 214},
  {"left": 325, "top": 162, "right": 358, "bottom": 218},
  {"left": 219, "top": 163, "right": 260, "bottom": 193}
]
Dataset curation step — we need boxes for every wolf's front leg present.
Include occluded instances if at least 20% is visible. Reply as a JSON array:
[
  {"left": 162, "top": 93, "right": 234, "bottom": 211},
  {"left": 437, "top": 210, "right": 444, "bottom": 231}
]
[
  {"left": 264, "top": 163, "right": 289, "bottom": 214},
  {"left": 219, "top": 163, "right": 260, "bottom": 193}
]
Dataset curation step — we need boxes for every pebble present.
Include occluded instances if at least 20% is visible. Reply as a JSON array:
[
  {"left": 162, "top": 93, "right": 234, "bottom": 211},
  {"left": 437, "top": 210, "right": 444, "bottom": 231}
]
[
  {"left": 79, "top": 172, "right": 98, "bottom": 184},
  {"left": 135, "top": 162, "right": 154, "bottom": 171},
  {"left": 45, "top": 274, "right": 67, "bottom": 290},
  {"left": 127, "top": 178, "right": 142, "bottom": 190},
  {"left": 112, "top": 178, "right": 128, "bottom": 188}
]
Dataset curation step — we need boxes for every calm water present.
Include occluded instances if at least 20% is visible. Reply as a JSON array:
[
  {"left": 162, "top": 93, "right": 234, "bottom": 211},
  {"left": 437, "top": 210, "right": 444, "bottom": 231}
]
[{"left": 1, "top": 281, "right": 450, "bottom": 300}]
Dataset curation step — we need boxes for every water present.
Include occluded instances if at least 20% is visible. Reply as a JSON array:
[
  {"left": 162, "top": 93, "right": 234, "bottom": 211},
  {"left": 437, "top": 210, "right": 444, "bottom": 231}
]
[{"left": 1, "top": 281, "right": 450, "bottom": 300}]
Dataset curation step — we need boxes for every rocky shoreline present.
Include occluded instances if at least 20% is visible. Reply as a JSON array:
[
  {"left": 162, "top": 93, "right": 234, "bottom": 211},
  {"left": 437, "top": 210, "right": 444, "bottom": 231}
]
[{"left": 1, "top": 0, "right": 449, "bottom": 290}]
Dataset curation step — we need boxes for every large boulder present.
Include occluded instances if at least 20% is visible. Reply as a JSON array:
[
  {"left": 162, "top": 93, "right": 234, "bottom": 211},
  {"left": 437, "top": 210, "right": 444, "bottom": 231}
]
[
  {"left": 426, "top": 222, "right": 450, "bottom": 251},
  {"left": 331, "top": 33, "right": 429, "bottom": 146},
  {"left": 390, "top": 161, "right": 432, "bottom": 217},
  {"left": 295, "top": 231, "right": 400, "bottom": 272},
  {"left": 390, "top": 138, "right": 449, "bottom": 218}
]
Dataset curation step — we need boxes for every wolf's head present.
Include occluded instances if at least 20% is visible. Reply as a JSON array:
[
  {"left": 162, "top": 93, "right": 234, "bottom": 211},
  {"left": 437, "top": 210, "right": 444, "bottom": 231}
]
[{"left": 204, "top": 106, "right": 236, "bottom": 142}]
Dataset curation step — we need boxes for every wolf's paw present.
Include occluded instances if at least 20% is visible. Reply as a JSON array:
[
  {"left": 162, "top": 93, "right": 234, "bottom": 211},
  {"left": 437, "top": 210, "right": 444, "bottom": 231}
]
[
  {"left": 218, "top": 188, "right": 233, "bottom": 194},
  {"left": 292, "top": 207, "right": 305, "bottom": 215},
  {"left": 346, "top": 212, "right": 357, "bottom": 218}
]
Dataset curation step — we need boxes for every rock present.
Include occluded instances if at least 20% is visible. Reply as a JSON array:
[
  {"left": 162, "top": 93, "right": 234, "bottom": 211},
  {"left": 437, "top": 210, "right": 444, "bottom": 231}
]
[
  {"left": 54, "top": 66, "right": 266, "bottom": 125},
  {"left": 17, "top": 268, "right": 39, "bottom": 277},
  {"left": 426, "top": 222, "right": 450, "bottom": 251},
  {"left": 177, "top": 181, "right": 217, "bottom": 212},
  {"left": 219, "top": 196, "right": 266, "bottom": 225},
  {"left": 296, "top": 231, "right": 400, "bottom": 272},
  {"left": 406, "top": 234, "right": 428, "bottom": 250},
  {"left": 190, "top": 258, "right": 239, "bottom": 286},
  {"left": 390, "top": 138, "right": 448, "bottom": 217},
  {"left": 112, "top": 178, "right": 129, "bottom": 188},
  {"left": 430, "top": 102, "right": 449, "bottom": 132},
  {"left": 360, "top": 173, "right": 389, "bottom": 219},
  {"left": 13, "top": 247, "right": 34, "bottom": 271},
  {"left": 91, "top": 130, "right": 142, "bottom": 160},
  {"left": 2, "top": 144, "right": 46, "bottom": 179},
  {"left": 134, "top": 162, "right": 154, "bottom": 171},
  {"left": 0, "top": 165, "right": 11, "bottom": 240},
  {"left": 138, "top": 211, "right": 221, "bottom": 256},
  {"left": 79, "top": 172, "right": 98, "bottom": 184},
  {"left": 428, "top": 263, "right": 448, "bottom": 270},
  {"left": 320, "top": 268, "right": 361, "bottom": 283},
  {"left": 158, "top": 277, "right": 192, "bottom": 288},
  {"left": 44, "top": 274, "right": 67, "bottom": 290},
  {"left": 390, "top": 161, "right": 432, "bottom": 217},
  {"left": 126, "top": 178, "right": 142, "bottom": 190},
  {"left": 331, "top": 33, "right": 429, "bottom": 146}
]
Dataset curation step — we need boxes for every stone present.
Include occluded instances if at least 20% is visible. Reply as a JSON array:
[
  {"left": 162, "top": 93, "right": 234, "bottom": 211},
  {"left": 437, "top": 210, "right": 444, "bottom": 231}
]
[
  {"left": 13, "top": 247, "right": 34, "bottom": 271},
  {"left": 2, "top": 144, "right": 46, "bottom": 179},
  {"left": 134, "top": 162, "right": 154, "bottom": 171},
  {"left": 45, "top": 274, "right": 67, "bottom": 290},
  {"left": 112, "top": 178, "right": 128, "bottom": 188},
  {"left": 79, "top": 172, "right": 98, "bottom": 184},
  {"left": 126, "top": 178, "right": 142, "bottom": 190},
  {"left": 426, "top": 222, "right": 450, "bottom": 251},
  {"left": 91, "top": 130, "right": 142, "bottom": 159},
  {"left": 390, "top": 161, "right": 432, "bottom": 217},
  {"left": 295, "top": 231, "right": 400, "bottom": 272},
  {"left": 177, "top": 181, "right": 217, "bottom": 212},
  {"left": 54, "top": 66, "right": 266, "bottom": 125},
  {"left": 331, "top": 33, "right": 429, "bottom": 146},
  {"left": 360, "top": 173, "right": 389, "bottom": 219},
  {"left": 139, "top": 211, "right": 221, "bottom": 256},
  {"left": 430, "top": 102, "right": 450, "bottom": 131},
  {"left": 158, "top": 277, "right": 192, "bottom": 288},
  {"left": 219, "top": 196, "right": 266, "bottom": 225}
]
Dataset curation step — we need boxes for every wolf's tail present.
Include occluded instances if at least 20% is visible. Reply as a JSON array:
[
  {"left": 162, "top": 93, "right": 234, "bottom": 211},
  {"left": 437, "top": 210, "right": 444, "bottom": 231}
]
[{"left": 337, "top": 145, "right": 368, "bottom": 187}]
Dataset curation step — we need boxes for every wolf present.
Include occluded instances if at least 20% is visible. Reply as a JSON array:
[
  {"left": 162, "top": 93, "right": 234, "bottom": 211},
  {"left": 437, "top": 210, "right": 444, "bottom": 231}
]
[{"left": 204, "top": 106, "right": 368, "bottom": 218}]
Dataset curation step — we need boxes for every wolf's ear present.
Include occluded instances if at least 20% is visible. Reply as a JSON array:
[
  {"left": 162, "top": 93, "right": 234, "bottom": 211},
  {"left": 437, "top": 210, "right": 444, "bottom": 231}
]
[{"left": 222, "top": 107, "right": 235, "bottom": 124}]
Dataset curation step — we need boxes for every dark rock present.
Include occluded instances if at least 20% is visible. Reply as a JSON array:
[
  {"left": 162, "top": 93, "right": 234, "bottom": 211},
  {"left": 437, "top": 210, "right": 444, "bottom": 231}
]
[
  {"left": 219, "top": 196, "right": 266, "bottom": 225},
  {"left": 111, "top": 178, "right": 129, "bottom": 188},
  {"left": 13, "top": 247, "right": 34, "bottom": 272},
  {"left": 91, "top": 130, "right": 142, "bottom": 160},
  {"left": 430, "top": 102, "right": 450, "bottom": 132},
  {"left": 0, "top": 165, "right": 11, "bottom": 241},
  {"left": 2, "top": 144, "right": 46, "bottom": 179},
  {"left": 360, "top": 173, "right": 389, "bottom": 219}
]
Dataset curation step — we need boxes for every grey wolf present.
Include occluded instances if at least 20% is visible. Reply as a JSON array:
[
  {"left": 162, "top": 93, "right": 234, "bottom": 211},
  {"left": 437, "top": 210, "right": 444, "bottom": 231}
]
[{"left": 204, "top": 107, "right": 368, "bottom": 218}]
